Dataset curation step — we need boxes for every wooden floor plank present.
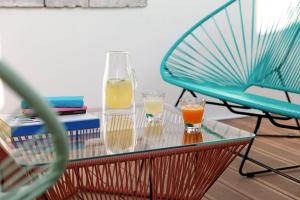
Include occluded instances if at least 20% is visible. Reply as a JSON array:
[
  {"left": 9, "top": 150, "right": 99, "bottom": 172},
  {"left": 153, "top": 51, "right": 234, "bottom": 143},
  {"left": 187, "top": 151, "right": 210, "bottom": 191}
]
[
  {"left": 204, "top": 117, "right": 300, "bottom": 200},
  {"left": 205, "top": 181, "right": 252, "bottom": 200},
  {"left": 257, "top": 137, "right": 300, "bottom": 154},
  {"left": 214, "top": 166, "right": 294, "bottom": 200},
  {"left": 229, "top": 158, "right": 300, "bottom": 199},
  {"left": 252, "top": 140, "right": 300, "bottom": 164}
]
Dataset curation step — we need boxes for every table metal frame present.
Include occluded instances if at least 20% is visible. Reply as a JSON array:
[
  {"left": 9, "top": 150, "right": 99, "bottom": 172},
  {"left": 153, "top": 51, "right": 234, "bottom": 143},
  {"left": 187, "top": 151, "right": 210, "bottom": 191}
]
[{"left": 36, "top": 140, "right": 249, "bottom": 200}]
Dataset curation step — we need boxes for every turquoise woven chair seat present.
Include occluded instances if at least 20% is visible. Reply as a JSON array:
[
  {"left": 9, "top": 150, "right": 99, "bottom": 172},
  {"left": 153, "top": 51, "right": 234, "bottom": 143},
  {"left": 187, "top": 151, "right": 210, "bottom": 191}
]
[{"left": 163, "top": 74, "right": 300, "bottom": 119}]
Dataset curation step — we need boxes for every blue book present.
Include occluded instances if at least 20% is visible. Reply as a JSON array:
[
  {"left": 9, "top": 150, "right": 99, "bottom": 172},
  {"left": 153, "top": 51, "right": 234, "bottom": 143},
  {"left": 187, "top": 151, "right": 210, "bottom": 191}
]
[
  {"left": 0, "top": 113, "right": 100, "bottom": 137},
  {"left": 21, "top": 96, "right": 84, "bottom": 109},
  {"left": 11, "top": 128, "right": 101, "bottom": 150}
]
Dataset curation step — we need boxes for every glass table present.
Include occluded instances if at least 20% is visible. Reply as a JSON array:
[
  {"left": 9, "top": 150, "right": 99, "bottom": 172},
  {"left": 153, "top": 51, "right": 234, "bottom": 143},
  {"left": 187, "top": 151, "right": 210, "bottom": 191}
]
[{"left": 0, "top": 104, "right": 254, "bottom": 199}]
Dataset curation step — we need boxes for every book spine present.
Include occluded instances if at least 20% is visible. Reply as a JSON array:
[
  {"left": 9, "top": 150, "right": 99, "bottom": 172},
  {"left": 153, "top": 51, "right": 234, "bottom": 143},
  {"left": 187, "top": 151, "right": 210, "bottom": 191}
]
[
  {"left": 12, "top": 128, "right": 101, "bottom": 149},
  {"left": 12, "top": 119, "right": 100, "bottom": 137},
  {"left": 21, "top": 96, "right": 84, "bottom": 109},
  {"left": 58, "top": 110, "right": 87, "bottom": 115},
  {"left": 23, "top": 109, "right": 87, "bottom": 117}
]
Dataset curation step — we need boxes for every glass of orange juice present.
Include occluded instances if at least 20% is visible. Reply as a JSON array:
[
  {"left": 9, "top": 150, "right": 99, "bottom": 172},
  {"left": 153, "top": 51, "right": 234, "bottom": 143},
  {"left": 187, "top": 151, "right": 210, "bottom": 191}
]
[{"left": 180, "top": 98, "right": 205, "bottom": 133}]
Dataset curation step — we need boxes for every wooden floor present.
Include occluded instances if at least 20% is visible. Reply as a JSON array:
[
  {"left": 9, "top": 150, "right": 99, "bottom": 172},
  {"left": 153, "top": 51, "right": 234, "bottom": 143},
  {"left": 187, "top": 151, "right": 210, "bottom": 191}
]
[{"left": 204, "top": 117, "right": 300, "bottom": 200}]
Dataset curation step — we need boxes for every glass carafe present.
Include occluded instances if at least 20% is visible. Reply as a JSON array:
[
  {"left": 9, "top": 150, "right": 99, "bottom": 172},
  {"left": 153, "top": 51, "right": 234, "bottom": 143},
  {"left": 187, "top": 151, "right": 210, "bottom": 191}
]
[
  {"left": 102, "top": 51, "right": 137, "bottom": 154},
  {"left": 102, "top": 51, "right": 136, "bottom": 114}
]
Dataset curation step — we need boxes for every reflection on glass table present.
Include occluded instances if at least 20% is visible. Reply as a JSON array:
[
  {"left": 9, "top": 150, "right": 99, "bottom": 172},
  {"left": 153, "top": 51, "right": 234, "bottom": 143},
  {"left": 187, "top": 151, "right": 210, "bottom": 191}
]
[
  {"left": 0, "top": 104, "right": 255, "bottom": 199},
  {"left": 0, "top": 104, "right": 254, "bottom": 167}
]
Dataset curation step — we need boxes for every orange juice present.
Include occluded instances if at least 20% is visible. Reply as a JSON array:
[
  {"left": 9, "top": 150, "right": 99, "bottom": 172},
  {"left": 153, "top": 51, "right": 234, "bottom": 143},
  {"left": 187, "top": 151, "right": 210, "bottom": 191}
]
[{"left": 181, "top": 105, "right": 204, "bottom": 124}]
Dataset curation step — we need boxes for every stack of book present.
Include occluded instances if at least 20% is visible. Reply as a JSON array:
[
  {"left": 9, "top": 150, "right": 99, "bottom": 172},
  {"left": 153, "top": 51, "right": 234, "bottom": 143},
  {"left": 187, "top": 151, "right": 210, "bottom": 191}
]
[
  {"left": 21, "top": 96, "right": 87, "bottom": 116},
  {"left": 0, "top": 114, "right": 100, "bottom": 151},
  {"left": 0, "top": 96, "right": 100, "bottom": 150}
]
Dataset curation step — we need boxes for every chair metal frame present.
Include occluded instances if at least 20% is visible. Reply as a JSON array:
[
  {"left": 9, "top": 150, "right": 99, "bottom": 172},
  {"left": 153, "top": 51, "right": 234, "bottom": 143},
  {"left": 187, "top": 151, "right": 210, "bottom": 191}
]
[
  {"left": 0, "top": 61, "right": 69, "bottom": 199},
  {"left": 161, "top": 0, "right": 300, "bottom": 184},
  {"left": 174, "top": 89, "right": 300, "bottom": 184}
]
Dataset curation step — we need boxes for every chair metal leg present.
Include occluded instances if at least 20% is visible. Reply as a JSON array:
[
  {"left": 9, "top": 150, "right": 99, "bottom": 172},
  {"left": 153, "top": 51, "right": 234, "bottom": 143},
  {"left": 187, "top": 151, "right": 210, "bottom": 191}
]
[
  {"left": 239, "top": 153, "right": 300, "bottom": 183},
  {"left": 239, "top": 116, "right": 262, "bottom": 177},
  {"left": 238, "top": 116, "right": 300, "bottom": 183},
  {"left": 190, "top": 90, "right": 197, "bottom": 97},
  {"left": 257, "top": 111, "right": 300, "bottom": 138},
  {"left": 257, "top": 91, "right": 300, "bottom": 138},
  {"left": 174, "top": 89, "right": 198, "bottom": 107},
  {"left": 175, "top": 89, "right": 187, "bottom": 107},
  {"left": 257, "top": 91, "right": 300, "bottom": 137},
  {"left": 256, "top": 134, "right": 300, "bottom": 138},
  {"left": 284, "top": 91, "right": 300, "bottom": 131}
]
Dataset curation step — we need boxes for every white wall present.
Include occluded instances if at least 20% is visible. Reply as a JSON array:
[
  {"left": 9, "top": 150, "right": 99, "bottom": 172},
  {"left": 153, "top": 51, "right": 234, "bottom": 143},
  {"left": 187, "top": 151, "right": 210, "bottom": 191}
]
[{"left": 0, "top": 0, "right": 298, "bottom": 119}]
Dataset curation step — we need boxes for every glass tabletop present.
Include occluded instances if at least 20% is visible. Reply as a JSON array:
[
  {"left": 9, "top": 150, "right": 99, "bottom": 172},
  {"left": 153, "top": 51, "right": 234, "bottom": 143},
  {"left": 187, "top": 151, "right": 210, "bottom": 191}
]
[{"left": 0, "top": 104, "right": 254, "bottom": 166}]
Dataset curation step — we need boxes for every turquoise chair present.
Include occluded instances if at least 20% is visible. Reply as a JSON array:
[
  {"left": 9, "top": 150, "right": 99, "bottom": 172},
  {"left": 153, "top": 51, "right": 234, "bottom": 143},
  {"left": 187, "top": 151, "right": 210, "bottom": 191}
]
[
  {"left": 161, "top": 0, "right": 300, "bottom": 183},
  {"left": 0, "top": 61, "right": 69, "bottom": 199}
]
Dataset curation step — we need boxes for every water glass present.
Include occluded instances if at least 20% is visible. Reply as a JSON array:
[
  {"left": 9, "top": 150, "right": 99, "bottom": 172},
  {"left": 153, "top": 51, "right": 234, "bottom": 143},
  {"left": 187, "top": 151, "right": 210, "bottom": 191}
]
[{"left": 142, "top": 90, "right": 165, "bottom": 121}]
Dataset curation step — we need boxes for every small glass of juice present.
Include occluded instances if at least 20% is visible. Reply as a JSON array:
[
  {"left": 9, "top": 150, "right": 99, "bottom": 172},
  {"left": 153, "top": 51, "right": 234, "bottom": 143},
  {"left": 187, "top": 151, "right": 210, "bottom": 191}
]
[
  {"left": 142, "top": 90, "right": 165, "bottom": 121},
  {"left": 180, "top": 98, "right": 205, "bottom": 133}
]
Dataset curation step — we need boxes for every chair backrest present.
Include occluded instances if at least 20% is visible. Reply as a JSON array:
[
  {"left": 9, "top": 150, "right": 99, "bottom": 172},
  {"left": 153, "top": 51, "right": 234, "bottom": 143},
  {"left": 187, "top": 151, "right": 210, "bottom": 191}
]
[
  {"left": 0, "top": 61, "right": 69, "bottom": 200},
  {"left": 161, "top": 0, "right": 300, "bottom": 94},
  {"left": 252, "top": 22, "right": 299, "bottom": 93}
]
